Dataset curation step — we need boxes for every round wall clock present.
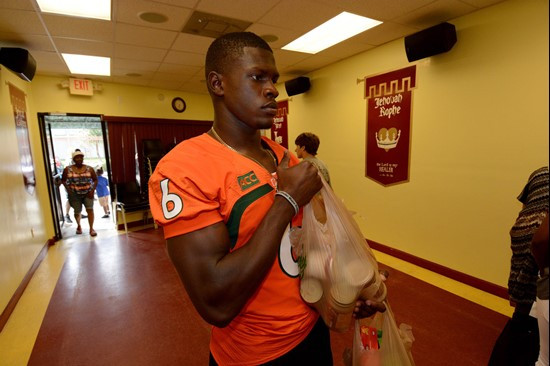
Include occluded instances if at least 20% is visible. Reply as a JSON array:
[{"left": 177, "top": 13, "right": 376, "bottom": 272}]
[{"left": 172, "top": 97, "right": 186, "bottom": 113}]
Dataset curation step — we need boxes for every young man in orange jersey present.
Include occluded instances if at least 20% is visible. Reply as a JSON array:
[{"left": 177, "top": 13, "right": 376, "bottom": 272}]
[{"left": 148, "top": 32, "right": 384, "bottom": 365}]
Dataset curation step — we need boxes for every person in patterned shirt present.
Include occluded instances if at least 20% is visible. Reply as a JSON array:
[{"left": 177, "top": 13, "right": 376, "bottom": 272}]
[{"left": 61, "top": 149, "right": 98, "bottom": 236}]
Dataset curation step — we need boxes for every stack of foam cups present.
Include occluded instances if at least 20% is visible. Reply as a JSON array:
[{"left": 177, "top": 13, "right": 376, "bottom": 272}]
[
  {"left": 300, "top": 250, "right": 387, "bottom": 332},
  {"left": 299, "top": 248, "right": 330, "bottom": 316},
  {"left": 358, "top": 256, "right": 387, "bottom": 303},
  {"left": 325, "top": 256, "right": 373, "bottom": 332}
]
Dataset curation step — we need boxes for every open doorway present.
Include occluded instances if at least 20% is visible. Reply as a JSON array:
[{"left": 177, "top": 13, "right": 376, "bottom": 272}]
[{"left": 38, "top": 113, "right": 116, "bottom": 240}]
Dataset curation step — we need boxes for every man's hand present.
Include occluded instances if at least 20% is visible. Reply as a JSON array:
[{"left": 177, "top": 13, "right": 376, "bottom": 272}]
[
  {"left": 354, "top": 269, "right": 389, "bottom": 318},
  {"left": 276, "top": 151, "right": 322, "bottom": 207},
  {"left": 353, "top": 299, "right": 386, "bottom": 319}
]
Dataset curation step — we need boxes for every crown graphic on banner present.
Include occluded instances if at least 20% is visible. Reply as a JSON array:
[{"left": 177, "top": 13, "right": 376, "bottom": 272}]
[{"left": 376, "top": 127, "right": 401, "bottom": 151}]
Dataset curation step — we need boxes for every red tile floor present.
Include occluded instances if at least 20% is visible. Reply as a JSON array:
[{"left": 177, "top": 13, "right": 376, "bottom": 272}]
[{"left": 19, "top": 227, "right": 509, "bottom": 366}]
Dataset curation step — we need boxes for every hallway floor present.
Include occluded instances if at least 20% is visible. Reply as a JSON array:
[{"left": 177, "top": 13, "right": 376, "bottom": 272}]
[{"left": 0, "top": 225, "right": 513, "bottom": 366}]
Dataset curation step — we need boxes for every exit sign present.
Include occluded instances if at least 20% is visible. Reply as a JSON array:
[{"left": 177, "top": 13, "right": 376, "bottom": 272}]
[{"left": 69, "top": 78, "right": 93, "bottom": 96}]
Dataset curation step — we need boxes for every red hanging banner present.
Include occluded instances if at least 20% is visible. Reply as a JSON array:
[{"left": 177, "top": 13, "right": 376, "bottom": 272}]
[
  {"left": 271, "top": 100, "right": 288, "bottom": 148},
  {"left": 365, "top": 66, "right": 416, "bottom": 186}
]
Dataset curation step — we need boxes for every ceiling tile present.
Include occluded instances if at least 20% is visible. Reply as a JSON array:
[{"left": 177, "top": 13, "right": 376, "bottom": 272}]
[
  {"left": 150, "top": 0, "right": 199, "bottom": 7},
  {"left": 394, "top": 0, "right": 477, "bottom": 29},
  {"left": 258, "top": 0, "right": 340, "bottom": 32},
  {"left": 53, "top": 38, "right": 114, "bottom": 57},
  {"left": 113, "top": 58, "right": 161, "bottom": 72},
  {"left": 312, "top": 0, "right": 435, "bottom": 21},
  {"left": 316, "top": 40, "right": 376, "bottom": 61},
  {"left": 0, "top": 0, "right": 508, "bottom": 92},
  {"left": 246, "top": 23, "right": 303, "bottom": 49},
  {"left": 163, "top": 50, "right": 204, "bottom": 66},
  {"left": 285, "top": 54, "right": 341, "bottom": 74},
  {"left": 43, "top": 15, "right": 114, "bottom": 42},
  {"left": 111, "top": 69, "right": 155, "bottom": 79},
  {"left": 171, "top": 33, "right": 213, "bottom": 54},
  {"left": 186, "top": 71, "right": 206, "bottom": 82},
  {"left": 459, "top": 0, "right": 505, "bottom": 7},
  {"left": 115, "top": 23, "right": 178, "bottom": 48},
  {"left": 114, "top": 44, "right": 168, "bottom": 62},
  {"left": 116, "top": 0, "right": 193, "bottom": 31},
  {"left": 31, "top": 50, "right": 62, "bottom": 64},
  {"left": 272, "top": 49, "right": 312, "bottom": 69},
  {"left": 31, "top": 50, "right": 69, "bottom": 74},
  {"left": 0, "top": 32, "right": 55, "bottom": 52},
  {"left": 178, "top": 74, "right": 208, "bottom": 94},
  {"left": 0, "top": 0, "right": 35, "bottom": 11},
  {"left": 157, "top": 63, "right": 201, "bottom": 75},
  {"left": 0, "top": 9, "right": 47, "bottom": 35},
  {"left": 196, "top": 0, "right": 280, "bottom": 22},
  {"left": 352, "top": 22, "right": 419, "bottom": 46}
]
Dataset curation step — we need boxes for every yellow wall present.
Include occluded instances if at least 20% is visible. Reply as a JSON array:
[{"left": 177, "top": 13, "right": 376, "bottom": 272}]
[
  {"left": 0, "top": 0, "right": 548, "bottom": 314},
  {"left": 0, "top": 67, "right": 48, "bottom": 311},
  {"left": 30, "top": 75, "right": 214, "bottom": 120},
  {"left": 283, "top": 0, "right": 548, "bottom": 286},
  {"left": 0, "top": 74, "right": 213, "bottom": 314}
]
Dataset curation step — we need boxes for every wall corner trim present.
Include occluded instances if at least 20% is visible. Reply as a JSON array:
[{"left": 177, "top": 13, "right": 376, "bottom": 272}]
[
  {"left": 0, "top": 237, "right": 55, "bottom": 332},
  {"left": 367, "top": 239, "right": 508, "bottom": 300}
]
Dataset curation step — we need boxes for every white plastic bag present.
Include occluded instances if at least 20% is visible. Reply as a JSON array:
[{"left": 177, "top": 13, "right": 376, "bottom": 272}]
[
  {"left": 298, "top": 179, "right": 385, "bottom": 332},
  {"left": 352, "top": 302, "right": 415, "bottom": 366}
]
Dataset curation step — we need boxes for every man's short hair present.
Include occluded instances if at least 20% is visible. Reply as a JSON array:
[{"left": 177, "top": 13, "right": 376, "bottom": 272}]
[
  {"left": 295, "top": 132, "right": 320, "bottom": 155},
  {"left": 205, "top": 32, "right": 272, "bottom": 80}
]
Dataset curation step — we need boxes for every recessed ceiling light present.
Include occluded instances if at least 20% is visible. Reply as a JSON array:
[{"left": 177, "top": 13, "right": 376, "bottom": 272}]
[
  {"left": 36, "top": 0, "right": 111, "bottom": 20},
  {"left": 282, "top": 12, "right": 382, "bottom": 54},
  {"left": 62, "top": 54, "right": 110, "bottom": 76},
  {"left": 139, "top": 12, "right": 168, "bottom": 23},
  {"left": 261, "top": 34, "right": 279, "bottom": 43}
]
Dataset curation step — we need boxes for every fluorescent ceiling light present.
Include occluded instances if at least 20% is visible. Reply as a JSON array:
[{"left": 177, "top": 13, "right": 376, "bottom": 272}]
[
  {"left": 62, "top": 54, "right": 111, "bottom": 76},
  {"left": 282, "top": 12, "right": 382, "bottom": 54},
  {"left": 36, "top": 0, "right": 111, "bottom": 20}
]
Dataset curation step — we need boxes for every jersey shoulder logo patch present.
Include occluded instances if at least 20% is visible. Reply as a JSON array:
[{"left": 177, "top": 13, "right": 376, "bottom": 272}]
[{"left": 237, "top": 171, "right": 260, "bottom": 191}]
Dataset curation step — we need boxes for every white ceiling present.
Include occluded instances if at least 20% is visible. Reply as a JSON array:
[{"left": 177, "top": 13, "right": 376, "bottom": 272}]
[{"left": 0, "top": 0, "right": 506, "bottom": 94}]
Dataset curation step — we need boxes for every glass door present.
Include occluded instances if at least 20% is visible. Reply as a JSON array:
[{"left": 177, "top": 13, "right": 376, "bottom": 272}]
[
  {"left": 38, "top": 113, "right": 109, "bottom": 239},
  {"left": 38, "top": 113, "right": 64, "bottom": 239}
]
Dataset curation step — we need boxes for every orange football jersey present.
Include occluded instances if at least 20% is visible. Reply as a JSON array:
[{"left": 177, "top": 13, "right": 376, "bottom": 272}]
[{"left": 148, "top": 134, "right": 318, "bottom": 365}]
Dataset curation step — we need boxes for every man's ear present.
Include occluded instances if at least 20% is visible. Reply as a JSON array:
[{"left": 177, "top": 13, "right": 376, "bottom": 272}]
[{"left": 207, "top": 71, "right": 224, "bottom": 97}]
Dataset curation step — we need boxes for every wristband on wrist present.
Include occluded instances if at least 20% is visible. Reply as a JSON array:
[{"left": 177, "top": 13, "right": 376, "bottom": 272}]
[{"left": 275, "top": 190, "right": 299, "bottom": 216}]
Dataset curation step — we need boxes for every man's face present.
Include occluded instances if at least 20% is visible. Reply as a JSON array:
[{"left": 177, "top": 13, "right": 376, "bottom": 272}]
[
  {"left": 221, "top": 47, "right": 280, "bottom": 130},
  {"left": 73, "top": 155, "right": 84, "bottom": 166}
]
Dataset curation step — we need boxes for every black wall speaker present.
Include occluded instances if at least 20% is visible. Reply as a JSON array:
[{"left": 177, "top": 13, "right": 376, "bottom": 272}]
[
  {"left": 285, "top": 76, "right": 310, "bottom": 96},
  {"left": 404, "top": 22, "right": 457, "bottom": 62},
  {"left": 0, "top": 47, "right": 36, "bottom": 81}
]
